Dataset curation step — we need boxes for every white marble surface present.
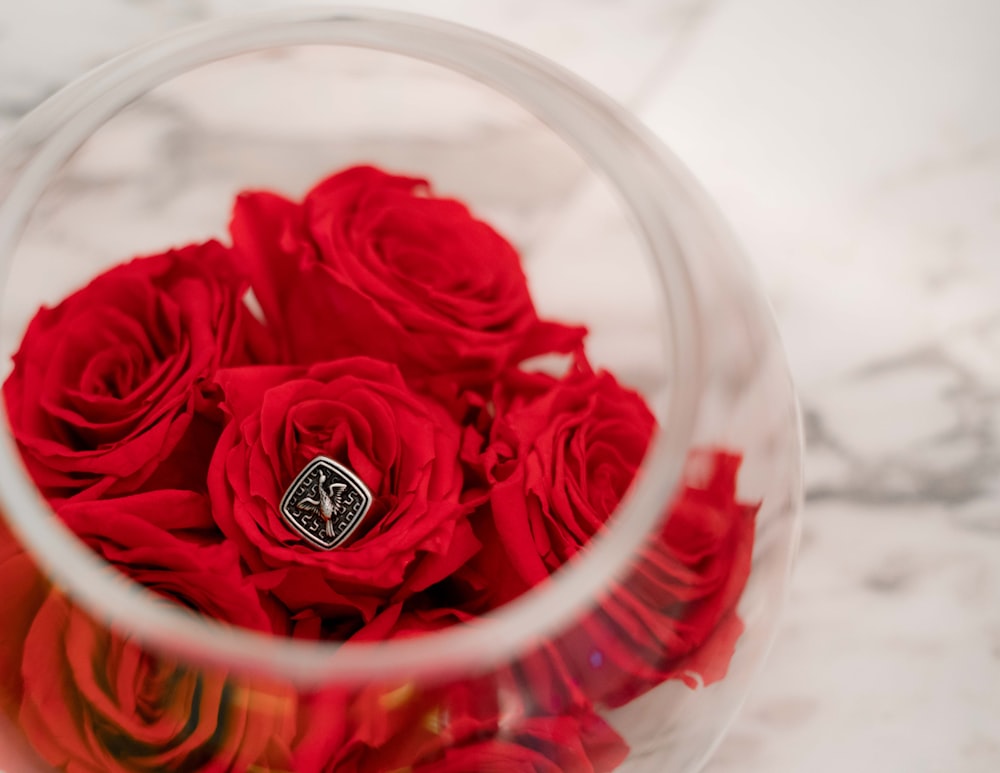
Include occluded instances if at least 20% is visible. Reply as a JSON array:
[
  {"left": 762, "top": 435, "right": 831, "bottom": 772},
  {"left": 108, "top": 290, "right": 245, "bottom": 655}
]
[{"left": 2, "top": 1, "right": 999, "bottom": 771}]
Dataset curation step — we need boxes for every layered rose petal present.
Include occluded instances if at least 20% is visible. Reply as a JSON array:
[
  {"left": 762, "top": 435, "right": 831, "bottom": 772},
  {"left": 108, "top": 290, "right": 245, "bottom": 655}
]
[
  {"left": 2, "top": 241, "right": 271, "bottom": 502},
  {"left": 58, "top": 491, "right": 286, "bottom": 634},
  {"left": 231, "top": 165, "right": 583, "bottom": 384},
  {"left": 208, "top": 357, "right": 479, "bottom": 630}
]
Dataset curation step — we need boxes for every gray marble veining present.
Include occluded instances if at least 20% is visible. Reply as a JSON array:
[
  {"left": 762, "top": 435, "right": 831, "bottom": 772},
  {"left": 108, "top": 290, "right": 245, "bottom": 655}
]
[{"left": 2, "top": 1, "right": 998, "bottom": 771}]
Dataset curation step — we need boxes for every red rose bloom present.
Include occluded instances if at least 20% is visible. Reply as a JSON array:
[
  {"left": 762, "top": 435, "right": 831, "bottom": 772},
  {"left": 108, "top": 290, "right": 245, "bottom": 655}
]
[
  {"left": 318, "top": 670, "right": 627, "bottom": 773},
  {"left": 17, "top": 593, "right": 298, "bottom": 773},
  {"left": 2, "top": 241, "right": 270, "bottom": 502},
  {"left": 552, "top": 448, "right": 758, "bottom": 705},
  {"left": 231, "top": 165, "right": 582, "bottom": 383},
  {"left": 286, "top": 611, "right": 625, "bottom": 772},
  {"left": 207, "top": 357, "right": 480, "bottom": 632},
  {"left": 471, "top": 358, "right": 758, "bottom": 706},
  {"left": 479, "top": 361, "right": 657, "bottom": 594},
  {"left": 413, "top": 714, "right": 628, "bottom": 773},
  {"left": 58, "top": 491, "right": 284, "bottom": 633}
]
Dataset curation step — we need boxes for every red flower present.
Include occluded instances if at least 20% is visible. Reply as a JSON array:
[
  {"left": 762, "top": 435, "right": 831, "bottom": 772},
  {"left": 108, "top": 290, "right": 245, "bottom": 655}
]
[
  {"left": 412, "top": 714, "right": 628, "bottom": 773},
  {"left": 469, "top": 358, "right": 758, "bottom": 706},
  {"left": 231, "top": 165, "right": 582, "bottom": 384},
  {"left": 207, "top": 358, "right": 480, "bottom": 633},
  {"left": 553, "top": 449, "right": 758, "bottom": 706},
  {"left": 17, "top": 593, "right": 298, "bottom": 773},
  {"left": 2, "top": 241, "right": 270, "bottom": 502},
  {"left": 312, "top": 661, "right": 627, "bottom": 773},
  {"left": 58, "top": 490, "right": 285, "bottom": 634},
  {"left": 479, "top": 361, "right": 656, "bottom": 596}
]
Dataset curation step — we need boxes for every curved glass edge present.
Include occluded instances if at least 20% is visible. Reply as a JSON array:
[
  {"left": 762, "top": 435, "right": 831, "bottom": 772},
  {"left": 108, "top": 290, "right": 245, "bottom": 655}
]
[
  {"left": 0, "top": 7, "right": 706, "bottom": 685},
  {"left": 633, "top": 136, "right": 805, "bottom": 773}
]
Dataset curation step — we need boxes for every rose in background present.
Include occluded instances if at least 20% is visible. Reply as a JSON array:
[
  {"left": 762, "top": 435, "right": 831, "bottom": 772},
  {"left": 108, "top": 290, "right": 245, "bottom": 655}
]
[
  {"left": 0, "top": 520, "right": 300, "bottom": 773},
  {"left": 298, "top": 660, "right": 628, "bottom": 773},
  {"left": 18, "top": 592, "right": 299, "bottom": 773},
  {"left": 231, "top": 165, "right": 583, "bottom": 385},
  {"left": 2, "top": 241, "right": 271, "bottom": 503},
  {"left": 333, "top": 681, "right": 628, "bottom": 773}
]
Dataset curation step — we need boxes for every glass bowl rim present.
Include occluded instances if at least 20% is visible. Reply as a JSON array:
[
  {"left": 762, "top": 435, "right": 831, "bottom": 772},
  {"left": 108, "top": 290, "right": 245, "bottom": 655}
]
[{"left": 0, "top": 6, "right": 704, "bottom": 685}]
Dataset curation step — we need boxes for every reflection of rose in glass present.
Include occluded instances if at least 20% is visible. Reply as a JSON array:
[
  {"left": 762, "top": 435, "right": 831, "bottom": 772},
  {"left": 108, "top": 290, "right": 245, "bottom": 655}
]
[
  {"left": 283, "top": 613, "right": 628, "bottom": 773},
  {"left": 411, "top": 714, "right": 627, "bottom": 773},
  {"left": 319, "top": 671, "right": 628, "bottom": 772},
  {"left": 17, "top": 592, "right": 298, "bottom": 773}
]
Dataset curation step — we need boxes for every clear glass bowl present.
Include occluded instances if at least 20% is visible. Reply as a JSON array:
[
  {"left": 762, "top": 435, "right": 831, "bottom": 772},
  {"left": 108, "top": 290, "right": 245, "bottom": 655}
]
[{"left": 0, "top": 8, "right": 801, "bottom": 772}]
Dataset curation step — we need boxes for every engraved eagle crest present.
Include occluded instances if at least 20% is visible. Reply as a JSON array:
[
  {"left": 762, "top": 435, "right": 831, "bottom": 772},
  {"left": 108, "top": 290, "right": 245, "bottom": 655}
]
[{"left": 295, "top": 470, "right": 348, "bottom": 539}]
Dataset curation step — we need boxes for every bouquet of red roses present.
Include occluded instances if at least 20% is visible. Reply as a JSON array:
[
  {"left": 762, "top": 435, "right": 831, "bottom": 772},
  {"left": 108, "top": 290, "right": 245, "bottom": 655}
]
[{"left": 0, "top": 166, "right": 756, "bottom": 772}]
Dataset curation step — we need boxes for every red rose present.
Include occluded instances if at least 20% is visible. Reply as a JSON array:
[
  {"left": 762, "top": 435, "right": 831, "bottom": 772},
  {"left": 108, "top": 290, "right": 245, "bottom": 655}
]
[
  {"left": 479, "top": 360, "right": 657, "bottom": 596},
  {"left": 2, "top": 241, "right": 270, "bottom": 502},
  {"left": 231, "top": 165, "right": 583, "bottom": 384},
  {"left": 558, "top": 449, "right": 758, "bottom": 705},
  {"left": 58, "top": 490, "right": 285, "bottom": 633},
  {"left": 17, "top": 592, "right": 298, "bottom": 773},
  {"left": 207, "top": 357, "right": 480, "bottom": 632},
  {"left": 323, "top": 670, "right": 627, "bottom": 773},
  {"left": 413, "top": 714, "right": 628, "bottom": 773},
  {"left": 275, "top": 611, "right": 627, "bottom": 773},
  {"left": 470, "top": 358, "right": 758, "bottom": 706}
]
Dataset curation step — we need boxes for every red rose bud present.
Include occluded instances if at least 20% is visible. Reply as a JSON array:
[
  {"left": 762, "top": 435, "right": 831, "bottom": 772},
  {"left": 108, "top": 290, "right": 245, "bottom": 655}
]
[
  {"left": 207, "top": 357, "right": 480, "bottom": 632},
  {"left": 2, "top": 240, "right": 271, "bottom": 502},
  {"left": 230, "top": 165, "right": 583, "bottom": 385}
]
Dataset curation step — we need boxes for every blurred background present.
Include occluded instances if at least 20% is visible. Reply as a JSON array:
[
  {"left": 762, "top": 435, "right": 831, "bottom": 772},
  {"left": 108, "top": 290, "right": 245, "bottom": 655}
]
[{"left": 2, "top": 1, "right": 998, "bottom": 771}]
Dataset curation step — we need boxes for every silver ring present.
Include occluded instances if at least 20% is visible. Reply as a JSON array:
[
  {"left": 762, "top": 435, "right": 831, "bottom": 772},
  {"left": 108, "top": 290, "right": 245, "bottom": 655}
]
[{"left": 279, "top": 456, "right": 374, "bottom": 550}]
